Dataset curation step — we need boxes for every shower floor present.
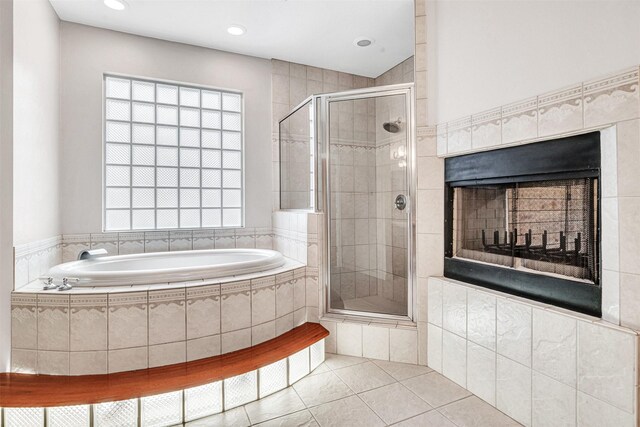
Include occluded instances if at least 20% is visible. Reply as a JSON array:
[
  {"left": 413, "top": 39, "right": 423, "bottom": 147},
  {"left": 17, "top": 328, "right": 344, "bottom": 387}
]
[{"left": 333, "top": 295, "right": 407, "bottom": 316}]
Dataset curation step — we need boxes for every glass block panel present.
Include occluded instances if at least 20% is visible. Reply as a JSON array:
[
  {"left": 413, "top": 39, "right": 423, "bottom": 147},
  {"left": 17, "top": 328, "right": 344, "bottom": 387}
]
[
  {"left": 202, "top": 189, "right": 221, "bottom": 208},
  {"left": 180, "top": 168, "right": 200, "bottom": 187},
  {"left": 223, "top": 189, "right": 242, "bottom": 208},
  {"left": 157, "top": 167, "right": 178, "bottom": 187},
  {"left": 202, "top": 90, "right": 221, "bottom": 109},
  {"left": 132, "top": 123, "right": 155, "bottom": 145},
  {"left": 106, "top": 188, "right": 130, "bottom": 209},
  {"left": 180, "top": 209, "right": 200, "bottom": 228},
  {"left": 106, "top": 143, "right": 130, "bottom": 165},
  {"left": 4, "top": 407, "right": 44, "bottom": 426},
  {"left": 106, "top": 122, "right": 131, "bottom": 143},
  {"left": 310, "top": 339, "right": 325, "bottom": 371},
  {"left": 140, "top": 390, "right": 183, "bottom": 427},
  {"left": 157, "top": 209, "right": 178, "bottom": 229},
  {"left": 223, "top": 208, "right": 242, "bottom": 227},
  {"left": 157, "top": 188, "right": 178, "bottom": 208},
  {"left": 133, "top": 210, "right": 155, "bottom": 230},
  {"left": 157, "top": 146, "right": 178, "bottom": 167},
  {"left": 202, "top": 169, "right": 221, "bottom": 188},
  {"left": 180, "top": 189, "right": 200, "bottom": 208},
  {"left": 202, "top": 110, "right": 221, "bottom": 129},
  {"left": 106, "top": 210, "right": 131, "bottom": 230},
  {"left": 223, "top": 150, "right": 242, "bottom": 169},
  {"left": 222, "top": 112, "right": 241, "bottom": 131},
  {"left": 157, "top": 105, "right": 178, "bottom": 125},
  {"left": 132, "top": 80, "right": 155, "bottom": 102},
  {"left": 132, "top": 145, "right": 155, "bottom": 166},
  {"left": 184, "top": 381, "right": 223, "bottom": 422},
  {"left": 223, "top": 170, "right": 242, "bottom": 188},
  {"left": 106, "top": 165, "right": 130, "bottom": 187},
  {"left": 181, "top": 107, "right": 200, "bottom": 127},
  {"left": 180, "top": 148, "right": 200, "bottom": 168},
  {"left": 132, "top": 166, "right": 155, "bottom": 187},
  {"left": 202, "top": 129, "right": 221, "bottom": 149},
  {"left": 222, "top": 92, "right": 241, "bottom": 112},
  {"left": 202, "top": 209, "right": 221, "bottom": 228},
  {"left": 288, "top": 347, "right": 310, "bottom": 384},
  {"left": 106, "top": 76, "right": 130, "bottom": 99},
  {"left": 94, "top": 399, "right": 138, "bottom": 427},
  {"left": 157, "top": 126, "right": 178, "bottom": 146},
  {"left": 106, "top": 99, "right": 130, "bottom": 121},
  {"left": 259, "top": 359, "right": 287, "bottom": 398},
  {"left": 223, "top": 370, "right": 257, "bottom": 410},
  {"left": 180, "top": 87, "right": 200, "bottom": 107},
  {"left": 180, "top": 127, "right": 200, "bottom": 147},
  {"left": 222, "top": 132, "right": 242, "bottom": 150},
  {"left": 133, "top": 188, "right": 155, "bottom": 208},
  {"left": 202, "top": 149, "right": 221, "bottom": 168},
  {"left": 48, "top": 404, "right": 90, "bottom": 427},
  {"left": 132, "top": 102, "right": 155, "bottom": 123},
  {"left": 157, "top": 84, "right": 178, "bottom": 105}
]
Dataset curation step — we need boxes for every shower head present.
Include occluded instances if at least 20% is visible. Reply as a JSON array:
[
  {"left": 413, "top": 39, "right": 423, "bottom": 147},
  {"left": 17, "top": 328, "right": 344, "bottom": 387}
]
[{"left": 383, "top": 118, "right": 402, "bottom": 133}]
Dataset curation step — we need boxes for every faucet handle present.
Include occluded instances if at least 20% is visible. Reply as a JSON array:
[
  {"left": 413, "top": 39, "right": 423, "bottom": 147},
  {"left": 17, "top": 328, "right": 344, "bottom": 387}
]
[
  {"left": 40, "top": 277, "right": 56, "bottom": 291},
  {"left": 58, "top": 277, "right": 79, "bottom": 291}
]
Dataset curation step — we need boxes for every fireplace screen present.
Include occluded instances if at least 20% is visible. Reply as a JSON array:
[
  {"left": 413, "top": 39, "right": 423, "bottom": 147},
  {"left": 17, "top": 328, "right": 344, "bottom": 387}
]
[{"left": 453, "top": 178, "right": 599, "bottom": 284}]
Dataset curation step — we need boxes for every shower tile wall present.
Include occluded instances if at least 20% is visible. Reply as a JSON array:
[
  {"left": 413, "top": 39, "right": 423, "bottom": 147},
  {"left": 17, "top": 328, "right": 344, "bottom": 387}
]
[
  {"left": 271, "top": 59, "right": 375, "bottom": 210},
  {"left": 329, "top": 97, "right": 378, "bottom": 306}
]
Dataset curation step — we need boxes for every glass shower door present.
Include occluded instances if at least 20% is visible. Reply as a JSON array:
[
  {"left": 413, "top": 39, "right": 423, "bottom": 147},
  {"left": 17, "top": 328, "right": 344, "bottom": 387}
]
[{"left": 325, "top": 87, "right": 413, "bottom": 318}]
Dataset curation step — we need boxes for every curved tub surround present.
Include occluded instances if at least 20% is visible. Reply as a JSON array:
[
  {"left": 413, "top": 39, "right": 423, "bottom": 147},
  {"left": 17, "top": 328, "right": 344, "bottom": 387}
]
[
  {"left": 47, "top": 249, "right": 286, "bottom": 287},
  {"left": 1, "top": 324, "right": 327, "bottom": 427},
  {"left": 10, "top": 263, "right": 312, "bottom": 375}
]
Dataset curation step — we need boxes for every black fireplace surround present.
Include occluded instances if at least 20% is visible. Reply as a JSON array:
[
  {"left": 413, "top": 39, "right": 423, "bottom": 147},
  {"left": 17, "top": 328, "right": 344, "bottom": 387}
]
[{"left": 444, "top": 132, "right": 602, "bottom": 317}]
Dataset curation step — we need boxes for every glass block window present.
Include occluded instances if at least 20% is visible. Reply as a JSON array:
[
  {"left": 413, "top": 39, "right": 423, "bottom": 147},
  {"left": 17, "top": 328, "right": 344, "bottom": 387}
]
[{"left": 104, "top": 75, "right": 244, "bottom": 231}]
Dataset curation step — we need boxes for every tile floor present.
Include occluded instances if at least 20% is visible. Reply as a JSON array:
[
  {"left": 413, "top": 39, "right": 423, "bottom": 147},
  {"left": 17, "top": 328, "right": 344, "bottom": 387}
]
[{"left": 186, "top": 353, "right": 522, "bottom": 426}]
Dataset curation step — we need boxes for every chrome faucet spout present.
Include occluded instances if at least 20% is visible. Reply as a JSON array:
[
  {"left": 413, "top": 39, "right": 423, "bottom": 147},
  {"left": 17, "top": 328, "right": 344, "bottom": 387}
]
[
  {"left": 40, "top": 277, "right": 56, "bottom": 291},
  {"left": 58, "top": 277, "right": 79, "bottom": 291}
]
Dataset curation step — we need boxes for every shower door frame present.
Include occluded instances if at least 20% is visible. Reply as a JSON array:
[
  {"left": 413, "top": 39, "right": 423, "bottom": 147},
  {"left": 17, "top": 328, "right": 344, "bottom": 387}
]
[{"left": 318, "top": 83, "right": 417, "bottom": 322}]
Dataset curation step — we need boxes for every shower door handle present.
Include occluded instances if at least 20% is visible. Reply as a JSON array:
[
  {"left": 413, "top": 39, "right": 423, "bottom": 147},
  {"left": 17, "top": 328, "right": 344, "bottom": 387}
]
[{"left": 395, "top": 194, "right": 407, "bottom": 211}]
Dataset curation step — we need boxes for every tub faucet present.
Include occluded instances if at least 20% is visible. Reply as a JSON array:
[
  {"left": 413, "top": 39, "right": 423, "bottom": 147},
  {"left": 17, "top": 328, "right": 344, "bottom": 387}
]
[
  {"left": 58, "top": 277, "right": 79, "bottom": 291},
  {"left": 40, "top": 277, "right": 56, "bottom": 291},
  {"left": 78, "top": 248, "right": 108, "bottom": 260}
]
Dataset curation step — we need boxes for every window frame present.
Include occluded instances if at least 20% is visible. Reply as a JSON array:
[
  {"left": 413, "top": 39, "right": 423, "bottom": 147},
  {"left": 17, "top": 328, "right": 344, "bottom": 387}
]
[{"left": 102, "top": 73, "right": 245, "bottom": 232}]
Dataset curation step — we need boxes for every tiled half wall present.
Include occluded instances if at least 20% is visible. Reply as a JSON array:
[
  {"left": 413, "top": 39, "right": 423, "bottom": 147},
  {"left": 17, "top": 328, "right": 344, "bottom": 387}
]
[{"left": 10, "top": 265, "right": 324, "bottom": 375}]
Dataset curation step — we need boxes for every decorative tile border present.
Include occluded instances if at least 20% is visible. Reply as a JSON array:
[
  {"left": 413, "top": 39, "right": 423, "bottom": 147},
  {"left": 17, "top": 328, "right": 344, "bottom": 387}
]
[{"left": 435, "top": 65, "right": 640, "bottom": 157}]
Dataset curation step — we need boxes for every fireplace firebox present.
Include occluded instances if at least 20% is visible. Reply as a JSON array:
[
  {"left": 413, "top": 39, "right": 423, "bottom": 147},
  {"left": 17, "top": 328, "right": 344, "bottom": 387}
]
[{"left": 444, "top": 132, "right": 601, "bottom": 316}]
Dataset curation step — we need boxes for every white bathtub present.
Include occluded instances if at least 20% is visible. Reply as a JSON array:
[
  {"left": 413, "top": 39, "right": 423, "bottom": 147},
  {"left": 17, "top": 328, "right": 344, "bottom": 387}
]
[{"left": 47, "top": 249, "right": 286, "bottom": 287}]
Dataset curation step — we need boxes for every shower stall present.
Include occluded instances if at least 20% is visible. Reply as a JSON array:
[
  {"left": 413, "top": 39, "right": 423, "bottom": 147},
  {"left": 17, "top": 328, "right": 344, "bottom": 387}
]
[{"left": 279, "top": 84, "right": 415, "bottom": 320}]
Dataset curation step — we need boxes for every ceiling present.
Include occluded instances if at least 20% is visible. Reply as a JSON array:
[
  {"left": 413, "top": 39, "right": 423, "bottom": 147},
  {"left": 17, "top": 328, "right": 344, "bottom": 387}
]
[{"left": 49, "top": 0, "right": 415, "bottom": 78}]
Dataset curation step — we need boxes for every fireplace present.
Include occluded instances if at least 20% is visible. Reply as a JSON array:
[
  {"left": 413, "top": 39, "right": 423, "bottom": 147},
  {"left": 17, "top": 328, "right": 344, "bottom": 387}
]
[{"left": 444, "top": 132, "right": 602, "bottom": 316}]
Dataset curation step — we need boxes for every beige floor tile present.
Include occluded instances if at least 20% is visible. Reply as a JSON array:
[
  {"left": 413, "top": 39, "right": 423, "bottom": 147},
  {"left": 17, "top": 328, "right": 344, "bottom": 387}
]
[
  {"left": 293, "top": 371, "right": 354, "bottom": 407},
  {"left": 371, "top": 359, "right": 433, "bottom": 381},
  {"left": 401, "top": 372, "right": 471, "bottom": 408},
  {"left": 324, "top": 353, "right": 369, "bottom": 371},
  {"left": 245, "top": 388, "right": 306, "bottom": 425},
  {"left": 255, "top": 410, "right": 318, "bottom": 427},
  {"left": 333, "top": 361, "right": 395, "bottom": 393},
  {"left": 310, "top": 395, "right": 385, "bottom": 427},
  {"left": 439, "top": 396, "right": 522, "bottom": 426},
  {"left": 392, "top": 410, "right": 456, "bottom": 427},
  {"left": 359, "top": 382, "right": 432, "bottom": 424}
]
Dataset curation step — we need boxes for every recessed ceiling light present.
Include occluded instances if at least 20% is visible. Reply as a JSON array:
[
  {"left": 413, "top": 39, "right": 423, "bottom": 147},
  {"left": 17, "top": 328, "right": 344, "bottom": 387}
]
[
  {"left": 104, "top": 0, "right": 127, "bottom": 11},
  {"left": 354, "top": 37, "right": 374, "bottom": 47},
  {"left": 227, "top": 25, "right": 246, "bottom": 36}
]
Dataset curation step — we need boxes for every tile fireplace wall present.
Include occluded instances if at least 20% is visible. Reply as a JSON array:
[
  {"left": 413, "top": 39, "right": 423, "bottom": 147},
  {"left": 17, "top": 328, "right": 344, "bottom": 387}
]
[{"left": 421, "top": 65, "right": 640, "bottom": 426}]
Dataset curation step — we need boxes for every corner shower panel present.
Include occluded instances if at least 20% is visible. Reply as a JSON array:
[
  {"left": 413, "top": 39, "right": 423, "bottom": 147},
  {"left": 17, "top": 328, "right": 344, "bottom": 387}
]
[
  {"left": 278, "top": 84, "right": 415, "bottom": 320},
  {"left": 323, "top": 87, "right": 414, "bottom": 319}
]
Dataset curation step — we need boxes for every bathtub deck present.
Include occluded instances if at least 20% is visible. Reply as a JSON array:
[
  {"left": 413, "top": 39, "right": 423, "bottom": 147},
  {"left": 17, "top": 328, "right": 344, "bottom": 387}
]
[{"left": 0, "top": 322, "right": 328, "bottom": 407}]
